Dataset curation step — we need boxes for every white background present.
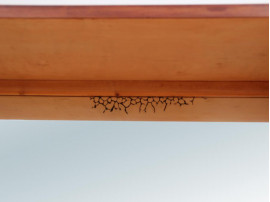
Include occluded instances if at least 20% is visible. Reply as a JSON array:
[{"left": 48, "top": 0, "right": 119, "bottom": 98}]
[{"left": 0, "top": 121, "right": 268, "bottom": 202}]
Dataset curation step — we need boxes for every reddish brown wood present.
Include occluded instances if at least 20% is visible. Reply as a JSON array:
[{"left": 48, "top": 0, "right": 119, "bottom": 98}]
[
  {"left": 0, "top": 96, "right": 268, "bottom": 122},
  {"left": 0, "top": 4, "right": 268, "bottom": 18},
  {"left": 0, "top": 80, "right": 268, "bottom": 97}
]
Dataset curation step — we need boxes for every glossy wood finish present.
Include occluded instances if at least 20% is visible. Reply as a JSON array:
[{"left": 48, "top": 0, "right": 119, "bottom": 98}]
[
  {"left": 0, "top": 96, "right": 268, "bottom": 122},
  {"left": 0, "top": 5, "right": 268, "bottom": 18},
  {"left": 0, "top": 18, "right": 268, "bottom": 81},
  {"left": 0, "top": 80, "right": 268, "bottom": 98}
]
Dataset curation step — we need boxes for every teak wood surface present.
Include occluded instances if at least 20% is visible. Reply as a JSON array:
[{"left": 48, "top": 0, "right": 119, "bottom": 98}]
[
  {"left": 0, "top": 96, "right": 268, "bottom": 122},
  {"left": 0, "top": 4, "right": 268, "bottom": 18},
  {"left": 0, "top": 4, "right": 268, "bottom": 121},
  {"left": 0, "top": 18, "right": 268, "bottom": 81},
  {"left": 0, "top": 80, "right": 268, "bottom": 98}
]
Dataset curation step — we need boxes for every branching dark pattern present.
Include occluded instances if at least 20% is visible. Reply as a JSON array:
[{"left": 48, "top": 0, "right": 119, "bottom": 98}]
[{"left": 89, "top": 96, "right": 195, "bottom": 114}]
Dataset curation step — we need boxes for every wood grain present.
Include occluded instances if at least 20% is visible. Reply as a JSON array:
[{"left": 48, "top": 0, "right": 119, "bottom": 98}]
[
  {"left": 0, "top": 96, "right": 267, "bottom": 122},
  {"left": 0, "top": 80, "right": 267, "bottom": 97},
  {"left": 0, "top": 18, "right": 268, "bottom": 81},
  {"left": 0, "top": 5, "right": 268, "bottom": 18}
]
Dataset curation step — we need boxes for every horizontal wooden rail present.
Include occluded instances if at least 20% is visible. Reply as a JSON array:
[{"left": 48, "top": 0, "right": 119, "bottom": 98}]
[
  {"left": 0, "top": 80, "right": 268, "bottom": 97},
  {"left": 0, "top": 5, "right": 268, "bottom": 18},
  {"left": 0, "top": 96, "right": 268, "bottom": 121}
]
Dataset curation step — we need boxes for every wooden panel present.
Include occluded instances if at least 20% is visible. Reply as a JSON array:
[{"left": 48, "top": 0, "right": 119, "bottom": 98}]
[
  {"left": 0, "top": 18, "right": 268, "bottom": 81},
  {"left": 0, "top": 5, "right": 268, "bottom": 18},
  {"left": 0, "top": 80, "right": 268, "bottom": 97},
  {"left": 0, "top": 96, "right": 267, "bottom": 122}
]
